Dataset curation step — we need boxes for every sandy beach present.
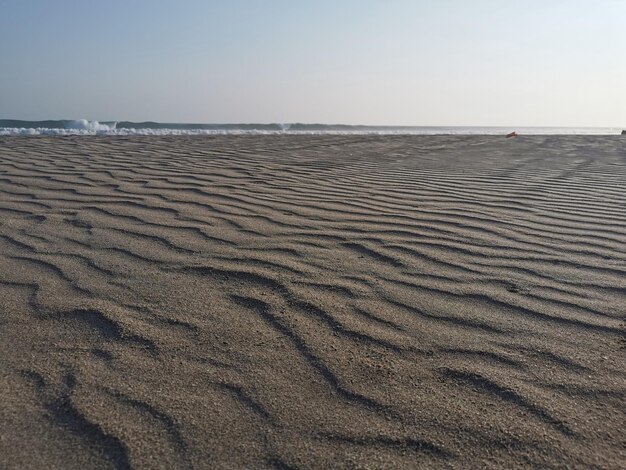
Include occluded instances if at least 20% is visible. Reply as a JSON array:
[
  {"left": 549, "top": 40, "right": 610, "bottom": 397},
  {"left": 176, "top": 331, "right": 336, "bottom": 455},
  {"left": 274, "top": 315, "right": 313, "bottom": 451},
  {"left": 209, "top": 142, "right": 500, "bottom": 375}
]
[{"left": 0, "top": 135, "right": 624, "bottom": 468}]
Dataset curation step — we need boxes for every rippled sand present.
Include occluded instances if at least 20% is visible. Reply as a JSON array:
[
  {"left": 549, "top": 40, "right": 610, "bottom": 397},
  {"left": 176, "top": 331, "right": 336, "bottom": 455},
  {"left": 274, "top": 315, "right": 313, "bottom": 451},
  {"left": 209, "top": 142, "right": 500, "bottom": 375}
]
[{"left": 0, "top": 135, "right": 624, "bottom": 468}]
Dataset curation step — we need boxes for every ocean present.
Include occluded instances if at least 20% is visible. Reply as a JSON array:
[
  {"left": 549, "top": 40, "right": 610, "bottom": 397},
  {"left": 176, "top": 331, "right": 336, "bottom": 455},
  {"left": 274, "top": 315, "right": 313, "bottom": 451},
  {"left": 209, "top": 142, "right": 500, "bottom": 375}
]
[{"left": 0, "top": 119, "right": 621, "bottom": 136}]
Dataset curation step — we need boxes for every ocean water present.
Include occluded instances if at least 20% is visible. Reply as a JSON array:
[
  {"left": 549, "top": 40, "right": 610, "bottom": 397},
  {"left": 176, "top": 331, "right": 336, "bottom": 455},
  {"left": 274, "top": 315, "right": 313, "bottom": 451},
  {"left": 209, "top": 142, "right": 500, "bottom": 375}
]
[{"left": 0, "top": 119, "right": 621, "bottom": 136}]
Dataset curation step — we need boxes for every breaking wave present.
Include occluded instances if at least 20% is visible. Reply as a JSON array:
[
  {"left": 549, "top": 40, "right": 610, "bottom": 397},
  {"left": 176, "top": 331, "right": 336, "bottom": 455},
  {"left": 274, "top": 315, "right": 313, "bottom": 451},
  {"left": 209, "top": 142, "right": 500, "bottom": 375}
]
[{"left": 65, "top": 119, "right": 117, "bottom": 131}]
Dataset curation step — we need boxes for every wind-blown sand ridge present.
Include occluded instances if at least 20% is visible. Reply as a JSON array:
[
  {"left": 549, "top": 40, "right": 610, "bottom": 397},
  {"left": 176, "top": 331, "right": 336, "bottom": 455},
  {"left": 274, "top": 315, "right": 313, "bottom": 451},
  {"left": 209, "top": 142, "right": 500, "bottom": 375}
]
[{"left": 0, "top": 135, "right": 624, "bottom": 468}]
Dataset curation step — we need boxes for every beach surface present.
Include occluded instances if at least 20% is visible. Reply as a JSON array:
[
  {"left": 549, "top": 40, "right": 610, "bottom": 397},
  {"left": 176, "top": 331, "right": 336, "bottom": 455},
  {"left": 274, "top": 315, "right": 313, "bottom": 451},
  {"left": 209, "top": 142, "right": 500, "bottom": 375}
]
[{"left": 0, "top": 135, "right": 624, "bottom": 469}]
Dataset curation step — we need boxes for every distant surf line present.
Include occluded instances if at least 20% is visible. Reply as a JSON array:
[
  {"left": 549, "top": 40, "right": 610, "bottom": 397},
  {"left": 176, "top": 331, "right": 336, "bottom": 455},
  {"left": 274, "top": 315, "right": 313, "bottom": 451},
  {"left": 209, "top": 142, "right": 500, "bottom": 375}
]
[{"left": 0, "top": 119, "right": 621, "bottom": 136}]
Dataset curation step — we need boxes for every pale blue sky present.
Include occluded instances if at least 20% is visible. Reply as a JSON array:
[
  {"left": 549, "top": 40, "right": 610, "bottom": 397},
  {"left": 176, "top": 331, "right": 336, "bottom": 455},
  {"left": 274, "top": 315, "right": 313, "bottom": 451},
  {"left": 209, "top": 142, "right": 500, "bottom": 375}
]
[{"left": 1, "top": 0, "right": 624, "bottom": 125}]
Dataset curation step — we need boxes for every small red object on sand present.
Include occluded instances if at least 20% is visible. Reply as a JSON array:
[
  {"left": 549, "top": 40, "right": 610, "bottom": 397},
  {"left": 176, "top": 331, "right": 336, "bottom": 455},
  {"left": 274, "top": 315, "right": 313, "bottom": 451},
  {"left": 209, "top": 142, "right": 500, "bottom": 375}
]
[{"left": 506, "top": 131, "right": 518, "bottom": 138}]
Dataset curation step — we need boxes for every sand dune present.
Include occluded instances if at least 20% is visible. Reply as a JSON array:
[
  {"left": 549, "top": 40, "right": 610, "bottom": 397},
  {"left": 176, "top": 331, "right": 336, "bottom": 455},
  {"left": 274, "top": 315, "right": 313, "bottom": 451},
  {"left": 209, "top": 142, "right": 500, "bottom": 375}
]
[{"left": 0, "top": 135, "right": 624, "bottom": 468}]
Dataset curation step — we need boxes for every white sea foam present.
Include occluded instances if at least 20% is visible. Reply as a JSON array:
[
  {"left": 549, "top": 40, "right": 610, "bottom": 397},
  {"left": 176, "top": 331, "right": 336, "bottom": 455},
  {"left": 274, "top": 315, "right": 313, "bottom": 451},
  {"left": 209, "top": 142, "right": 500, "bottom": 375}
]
[{"left": 0, "top": 127, "right": 293, "bottom": 136}]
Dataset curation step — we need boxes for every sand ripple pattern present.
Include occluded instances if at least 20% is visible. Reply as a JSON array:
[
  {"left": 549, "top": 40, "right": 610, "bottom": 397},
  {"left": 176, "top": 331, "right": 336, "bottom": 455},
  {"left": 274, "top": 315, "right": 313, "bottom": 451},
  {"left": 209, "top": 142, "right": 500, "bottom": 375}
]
[{"left": 0, "top": 135, "right": 624, "bottom": 468}]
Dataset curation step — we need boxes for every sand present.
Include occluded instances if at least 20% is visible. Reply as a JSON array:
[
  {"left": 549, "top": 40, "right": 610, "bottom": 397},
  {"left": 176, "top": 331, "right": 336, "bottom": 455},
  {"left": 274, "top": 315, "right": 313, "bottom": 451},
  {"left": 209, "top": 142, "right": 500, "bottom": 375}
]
[{"left": 0, "top": 135, "right": 624, "bottom": 469}]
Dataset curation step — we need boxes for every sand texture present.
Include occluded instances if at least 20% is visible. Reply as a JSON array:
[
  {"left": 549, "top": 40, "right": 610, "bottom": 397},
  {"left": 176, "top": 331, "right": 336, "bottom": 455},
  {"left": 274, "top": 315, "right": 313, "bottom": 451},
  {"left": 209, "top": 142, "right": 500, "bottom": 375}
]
[{"left": 0, "top": 135, "right": 624, "bottom": 469}]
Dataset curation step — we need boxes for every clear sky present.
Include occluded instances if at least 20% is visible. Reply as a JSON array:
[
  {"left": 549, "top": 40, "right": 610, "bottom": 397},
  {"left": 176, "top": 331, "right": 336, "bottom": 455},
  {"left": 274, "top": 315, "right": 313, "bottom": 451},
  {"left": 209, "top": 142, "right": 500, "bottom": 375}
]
[{"left": 1, "top": 0, "right": 624, "bottom": 126}]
